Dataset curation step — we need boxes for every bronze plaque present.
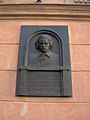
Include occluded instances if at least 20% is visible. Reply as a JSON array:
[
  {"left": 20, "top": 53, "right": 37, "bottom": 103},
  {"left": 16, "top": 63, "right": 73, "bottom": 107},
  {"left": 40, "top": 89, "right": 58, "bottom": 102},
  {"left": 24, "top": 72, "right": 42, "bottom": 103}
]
[{"left": 16, "top": 26, "right": 72, "bottom": 97}]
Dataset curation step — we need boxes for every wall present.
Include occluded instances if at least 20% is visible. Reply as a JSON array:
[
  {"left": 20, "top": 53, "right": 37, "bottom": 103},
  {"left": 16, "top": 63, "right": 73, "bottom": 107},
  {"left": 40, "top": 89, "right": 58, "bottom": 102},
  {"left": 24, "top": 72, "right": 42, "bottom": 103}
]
[
  {"left": 0, "top": 0, "right": 76, "bottom": 4},
  {"left": 1, "top": 0, "right": 90, "bottom": 4},
  {"left": 0, "top": 4, "right": 90, "bottom": 120}
]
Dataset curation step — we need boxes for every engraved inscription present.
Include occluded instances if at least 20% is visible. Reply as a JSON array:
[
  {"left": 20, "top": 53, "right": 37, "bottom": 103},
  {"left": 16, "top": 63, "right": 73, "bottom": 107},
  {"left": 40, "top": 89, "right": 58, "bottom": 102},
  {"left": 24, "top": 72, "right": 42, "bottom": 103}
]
[{"left": 26, "top": 71, "right": 61, "bottom": 96}]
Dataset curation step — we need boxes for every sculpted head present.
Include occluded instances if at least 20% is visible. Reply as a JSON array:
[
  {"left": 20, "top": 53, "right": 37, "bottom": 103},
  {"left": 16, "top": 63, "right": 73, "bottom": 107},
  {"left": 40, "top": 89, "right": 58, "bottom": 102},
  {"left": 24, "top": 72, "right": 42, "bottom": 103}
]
[{"left": 35, "top": 34, "right": 53, "bottom": 53}]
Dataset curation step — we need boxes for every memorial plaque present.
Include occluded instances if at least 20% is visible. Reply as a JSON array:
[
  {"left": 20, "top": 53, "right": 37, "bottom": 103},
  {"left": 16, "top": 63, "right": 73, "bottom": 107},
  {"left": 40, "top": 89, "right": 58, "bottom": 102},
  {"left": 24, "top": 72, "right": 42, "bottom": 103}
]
[{"left": 16, "top": 26, "right": 72, "bottom": 97}]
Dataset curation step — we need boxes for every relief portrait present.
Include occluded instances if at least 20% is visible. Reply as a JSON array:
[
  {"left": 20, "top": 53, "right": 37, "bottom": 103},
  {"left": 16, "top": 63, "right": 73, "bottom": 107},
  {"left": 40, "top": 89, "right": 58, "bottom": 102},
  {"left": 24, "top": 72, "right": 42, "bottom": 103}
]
[{"left": 29, "top": 34, "right": 59, "bottom": 69}]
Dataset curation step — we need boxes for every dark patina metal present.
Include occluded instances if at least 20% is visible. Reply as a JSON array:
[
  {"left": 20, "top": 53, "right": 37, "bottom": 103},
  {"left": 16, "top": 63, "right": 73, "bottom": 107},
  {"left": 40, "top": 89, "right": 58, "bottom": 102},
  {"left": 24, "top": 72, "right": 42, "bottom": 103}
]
[{"left": 16, "top": 26, "right": 72, "bottom": 97}]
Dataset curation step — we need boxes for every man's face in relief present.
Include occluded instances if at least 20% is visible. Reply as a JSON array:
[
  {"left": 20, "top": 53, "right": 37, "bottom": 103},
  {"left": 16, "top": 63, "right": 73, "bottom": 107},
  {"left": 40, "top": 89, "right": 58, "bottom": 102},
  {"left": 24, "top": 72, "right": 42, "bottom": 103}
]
[{"left": 38, "top": 39, "right": 50, "bottom": 53}]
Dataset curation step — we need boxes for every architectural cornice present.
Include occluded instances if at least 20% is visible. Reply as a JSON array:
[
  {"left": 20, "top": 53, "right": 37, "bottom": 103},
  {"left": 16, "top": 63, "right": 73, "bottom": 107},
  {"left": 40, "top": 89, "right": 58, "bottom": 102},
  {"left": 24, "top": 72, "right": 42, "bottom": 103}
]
[{"left": 0, "top": 4, "right": 90, "bottom": 21}]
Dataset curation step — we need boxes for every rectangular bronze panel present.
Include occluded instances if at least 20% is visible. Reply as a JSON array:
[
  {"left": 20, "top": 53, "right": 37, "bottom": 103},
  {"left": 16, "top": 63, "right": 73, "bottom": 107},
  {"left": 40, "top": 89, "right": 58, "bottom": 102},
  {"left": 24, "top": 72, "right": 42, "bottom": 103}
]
[{"left": 16, "top": 26, "right": 72, "bottom": 97}]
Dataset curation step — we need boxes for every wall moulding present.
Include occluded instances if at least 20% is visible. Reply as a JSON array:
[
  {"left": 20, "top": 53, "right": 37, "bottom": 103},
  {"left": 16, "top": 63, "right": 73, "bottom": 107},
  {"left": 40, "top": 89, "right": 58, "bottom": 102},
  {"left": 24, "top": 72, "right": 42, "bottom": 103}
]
[
  {"left": 0, "top": 4, "right": 90, "bottom": 21},
  {"left": 0, "top": 0, "right": 90, "bottom": 4}
]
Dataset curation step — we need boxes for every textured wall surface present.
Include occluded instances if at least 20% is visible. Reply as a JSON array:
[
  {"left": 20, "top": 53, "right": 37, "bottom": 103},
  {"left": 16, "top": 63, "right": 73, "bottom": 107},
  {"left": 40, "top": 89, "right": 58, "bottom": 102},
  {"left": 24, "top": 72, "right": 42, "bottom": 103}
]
[
  {"left": 0, "top": 0, "right": 66, "bottom": 4},
  {"left": 0, "top": 20, "right": 90, "bottom": 119},
  {"left": 1, "top": 0, "right": 90, "bottom": 4},
  {"left": 0, "top": 0, "right": 73, "bottom": 4}
]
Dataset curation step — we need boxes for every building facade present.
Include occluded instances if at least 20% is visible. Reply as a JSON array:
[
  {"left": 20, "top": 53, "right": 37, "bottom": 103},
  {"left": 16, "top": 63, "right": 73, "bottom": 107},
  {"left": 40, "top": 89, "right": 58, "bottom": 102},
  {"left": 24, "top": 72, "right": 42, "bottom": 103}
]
[{"left": 0, "top": 0, "right": 90, "bottom": 120}]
